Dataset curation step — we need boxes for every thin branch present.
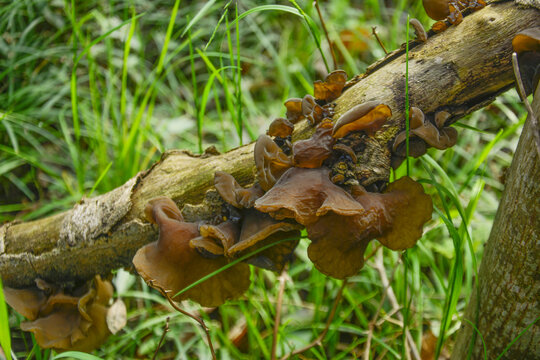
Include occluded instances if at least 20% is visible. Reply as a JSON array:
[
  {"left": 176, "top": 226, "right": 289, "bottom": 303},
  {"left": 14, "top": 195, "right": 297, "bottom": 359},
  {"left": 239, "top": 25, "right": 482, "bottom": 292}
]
[
  {"left": 371, "top": 26, "right": 388, "bottom": 55},
  {"left": 512, "top": 52, "right": 540, "bottom": 157},
  {"left": 152, "top": 316, "right": 170, "bottom": 360},
  {"left": 314, "top": 0, "right": 338, "bottom": 70},
  {"left": 271, "top": 267, "right": 289, "bottom": 360},
  {"left": 280, "top": 278, "right": 348, "bottom": 360},
  {"left": 149, "top": 280, "right": 217, "bottom": 360}
]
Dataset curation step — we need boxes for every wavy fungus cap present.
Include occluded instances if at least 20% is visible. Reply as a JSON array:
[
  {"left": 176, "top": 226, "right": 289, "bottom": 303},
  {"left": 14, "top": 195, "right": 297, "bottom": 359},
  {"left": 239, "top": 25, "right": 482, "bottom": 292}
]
[
  {"left": 292, "top": 119, "right": 335, "bottom": 168},
  {"left": 133, "top": 197, "right": 250, "bottom": 307},
  {"left": 333, "top": 102, "right": 392, "bottom": 138},
  {"left": 314, "top": 70, "right": 347, "bottom": 102},
  {"left": 254, "top": 167, "right": 365, "bottom": 225},
  {"left": 254, "top": 135, "right": 293, "bottom": 191},
  {"left": 5, "top": 276, "right": 115, "bottom": 353},
  {"left": 214, "top": 171, "right": 264, "bottom": 209},
  {"left": 305, "top": 177, "right": 432, "bottom": 278}
]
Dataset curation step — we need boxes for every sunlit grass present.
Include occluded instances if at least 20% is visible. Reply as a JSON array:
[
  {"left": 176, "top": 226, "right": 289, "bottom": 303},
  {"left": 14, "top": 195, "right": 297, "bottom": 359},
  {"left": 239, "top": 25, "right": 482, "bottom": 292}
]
[{"left": 0, "top": 0, "right": 526, "bottom": 359}]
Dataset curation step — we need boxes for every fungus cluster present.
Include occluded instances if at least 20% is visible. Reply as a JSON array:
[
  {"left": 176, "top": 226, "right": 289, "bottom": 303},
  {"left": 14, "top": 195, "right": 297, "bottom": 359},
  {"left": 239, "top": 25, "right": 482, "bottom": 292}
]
[
  {"left": 134, "top": 70, "right": 434, "bottom": 306},
  {"left": 4, "top": 276, "right": 122, "bottom": 352},
  {"left": 391, "top": 107, "right": 457, "bottom": 169},
  {"left": 512, "top": 27, "right": 540, "bottom": 95},
  {"left": 422, "top": 0, "right": 485, "bottom": 32}
]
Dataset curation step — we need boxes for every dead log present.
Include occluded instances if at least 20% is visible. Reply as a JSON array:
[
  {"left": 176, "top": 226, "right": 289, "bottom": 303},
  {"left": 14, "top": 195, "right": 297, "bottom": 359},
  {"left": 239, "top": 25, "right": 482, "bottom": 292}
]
[{"left": 1, "top": 0, "right": 538, "bottom": 288}]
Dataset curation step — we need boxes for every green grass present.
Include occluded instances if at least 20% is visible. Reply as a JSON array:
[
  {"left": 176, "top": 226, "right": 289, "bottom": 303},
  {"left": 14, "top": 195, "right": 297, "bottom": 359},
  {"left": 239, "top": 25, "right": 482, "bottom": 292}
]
[{"left": 0, "top": 0, "right": 527, "bottom": 359}]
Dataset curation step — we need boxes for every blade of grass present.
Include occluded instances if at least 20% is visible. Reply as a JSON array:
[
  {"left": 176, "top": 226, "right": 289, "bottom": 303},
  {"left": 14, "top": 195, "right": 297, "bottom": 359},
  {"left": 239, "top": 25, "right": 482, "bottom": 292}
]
[{"left": 0, "top": 278, "right": 12, "bottom": 360}]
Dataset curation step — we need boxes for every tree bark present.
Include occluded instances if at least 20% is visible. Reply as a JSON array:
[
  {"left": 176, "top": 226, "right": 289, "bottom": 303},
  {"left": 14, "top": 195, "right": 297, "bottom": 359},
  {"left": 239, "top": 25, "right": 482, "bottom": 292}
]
[
  {"left": 0, "top": 1, "right": 538, "bottom": 288},
  {"left": 451, "top": 85, "right": 540, "bottom": 359}
]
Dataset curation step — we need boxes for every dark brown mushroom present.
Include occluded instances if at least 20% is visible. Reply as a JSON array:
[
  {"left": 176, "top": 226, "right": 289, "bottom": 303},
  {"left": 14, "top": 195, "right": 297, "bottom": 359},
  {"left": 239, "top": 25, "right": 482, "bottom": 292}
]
[
  {"left": 284, "top": 98, "right": 304, "bottom": 123},
  {"left": 254, "top": 135, "right": 293, "bottom": 191},
  {"left": 191, "top": 221, "right": 240, "bottom": 255},
  {"left": 305, "top": 177, "right": 432, "bottom": 278},
  {"left": 214, "top": 171, "right": 264, "bottom": 209},
  {"left": 255, "top": 167, "right": 365, "bottom": 225},
  {"left": 314, "top": 70, "right": 347, "bottom": 102},
  {"left": 332, "top": 101, "right": 392, "bottom": 138},
  {"left": 133, "top": 197, "right": 251, "bottom": 307},
  {"left": 5, "top": 276, "right": 116, "bottom": 352},
  {"left": 292, "top": 118, "right": 335, "bottom": 168},
  {"left": 423, "top": 0, "right": 485, "bottom": 32},
  {"left": 227, "top": 209, "right": 302, "bottom": 272}
]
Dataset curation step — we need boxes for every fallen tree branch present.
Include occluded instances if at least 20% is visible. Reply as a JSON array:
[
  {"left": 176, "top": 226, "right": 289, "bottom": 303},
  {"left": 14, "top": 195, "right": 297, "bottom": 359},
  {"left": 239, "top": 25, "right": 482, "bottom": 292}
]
[{"left": 1, "top": 1, "right": 538, "bottom": 288}]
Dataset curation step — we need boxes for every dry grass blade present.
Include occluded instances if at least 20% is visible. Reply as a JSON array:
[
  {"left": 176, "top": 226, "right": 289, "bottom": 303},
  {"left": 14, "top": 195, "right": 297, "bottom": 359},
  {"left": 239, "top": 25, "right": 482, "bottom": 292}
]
[
  {"left": 148, "top": 280, "right": 217, "bottom": 360},
  {"left": 371, "top": 26, "right": 388, "bottom": 55},
  {"left": 271, "top": 267, "right": 289, "bottom": 360},
  {"left": 314, "top": 0, "right": 338, "bottom": 70},
  {"left": 152, "top": 316, "right": 170, "bottom": 360}
]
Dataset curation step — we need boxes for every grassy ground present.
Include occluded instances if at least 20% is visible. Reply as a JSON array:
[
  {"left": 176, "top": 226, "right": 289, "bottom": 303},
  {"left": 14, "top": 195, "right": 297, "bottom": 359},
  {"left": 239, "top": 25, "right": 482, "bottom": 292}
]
[{"left": 0, "top": 0, "right": 525, "bottom": 359}]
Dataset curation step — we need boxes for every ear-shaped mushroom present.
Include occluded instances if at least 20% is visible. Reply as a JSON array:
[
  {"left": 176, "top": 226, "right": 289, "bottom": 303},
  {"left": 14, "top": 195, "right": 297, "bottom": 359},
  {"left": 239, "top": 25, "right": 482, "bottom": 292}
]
[
  {"left": 254, "top": 135, "right": 293, "bottom": 191},
  {"left": 6, "top": 276, "right": 116, "bottom": 352},
  {"left": 302, "top": 94, "right": 325, "bottom": 125},
  {"left": 214, "top": 171, "right": 264, "bottom": 209},
  {"left": 410, "top": 18, "right": 427, "bottom": 42},
  {"left": 284, "top": 98, "right": 304, "bottom": 123},
  {"left": 267, "top": 117, "right": 295, "bottom": 138},
  {"left": 422, "top": 0, "right": 450, "bottom": 21},
  {"left": 255, "top": 167, "right": 365, "bottom": 225},
  {"left": 512, "top": 27, "right": 540, "bottom": 95},
  {"left": 227, "top": 209, "right": 302, "bottom": 271},
  {"left": 133, "top": 197, "right": 250, "bottom": 307},
  {"left": 3, "top": 287, "right": 46, "bottom": 320},
  {"left": 393, "top": 107, "right": 457, "bottom": 155},
  {"left": 305, "top": 177, "right": 432, "bottom": 278},
  {"left": 292, "top": 119, "right": 335, "bottom": 168},
  {"left": 314, "top": 70, "right": 347, "bottom": 102},
  {"left": 332, "top": 101, "right": 392, "bottom": 138},
  {"left": 191, "top": 221, "right": 240, "bottom": 256}
]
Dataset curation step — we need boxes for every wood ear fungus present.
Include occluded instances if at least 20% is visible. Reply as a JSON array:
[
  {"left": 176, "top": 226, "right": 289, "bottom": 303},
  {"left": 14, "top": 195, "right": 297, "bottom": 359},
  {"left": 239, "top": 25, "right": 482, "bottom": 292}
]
[{"left": 332, "top": 101, "right": 392, "bottom": 138}]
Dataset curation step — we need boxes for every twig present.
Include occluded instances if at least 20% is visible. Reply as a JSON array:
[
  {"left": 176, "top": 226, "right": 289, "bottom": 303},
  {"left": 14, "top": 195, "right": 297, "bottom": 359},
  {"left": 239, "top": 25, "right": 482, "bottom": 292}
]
[
  {"left": 314, "top": 0, "right": 338, "bottom": 70},
  {"left": 271, "top": 267, "right": 288, "bottom": 360},
  {"left": 371, "top": 27, "right": 388, "bottom": 55},
  {"left": 372, "top": 251, "right": 420, "bottom": 360},
  {"left": 280, "top": 279, "right": 348, "bottom": 360},
  {"left": 152, "top": 316, "right": 170, "bottom": 360},
  {"left": 149, "top": 280, "right": 217, "bottom": 360},
  {"left": 512, "top": 52, "right": 540, "bottom": 157}
]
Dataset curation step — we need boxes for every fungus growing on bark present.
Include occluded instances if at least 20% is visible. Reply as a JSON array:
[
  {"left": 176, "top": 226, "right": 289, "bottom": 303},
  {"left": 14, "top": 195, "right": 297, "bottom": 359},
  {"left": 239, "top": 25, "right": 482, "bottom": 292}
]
[
  {"left": 254, "top": 134, "right": 293, "bottom": 191},
  {"left": 267, "top": 117, "right": 295, "bottom": 138},
  {"left": 393, "top": 107, "right": 457, "bottom": 160},
  {"left": 227, "top": 209, "right": 302, "bottom": 271},
  {"left": 305, "top": 177, "right": 432, "bottom": 278},
  {"left": 410, "top": 18, "right": 427, "bottom": 42},
  {"left": 192, "top": 221, "right": 240, "bottom": 255},
  {"left": 314, "top": 70, "right": 347, "bottom": 102},
  {"left": 332, "top": 101, "right": 392, "bottom": 138},
  {"left": 5, "top": 276, "right": 117, "bottom": 352},
  {"left": 133, "top": 197, "right": 250, "bottom": 307},
  {"left": 422, "top": 0, "right": 485, "bottom": 32},
  {"left": 293, "top": 118, "right": 335, "bottom": 168},
  {"left": 302, "top": 94, "right": 325, "bottom": 125},
  {"left": 512, "top": 27, "right": 540, "bottom": 95},
  {"left": 214, "top": 171, "right": 264, "bottom": 209},
  {"left": 284, "top": 98, "right": 303, "bottom": 123},
  {"left": 255, "top": 167, "right": 365, "bottom": 225}
]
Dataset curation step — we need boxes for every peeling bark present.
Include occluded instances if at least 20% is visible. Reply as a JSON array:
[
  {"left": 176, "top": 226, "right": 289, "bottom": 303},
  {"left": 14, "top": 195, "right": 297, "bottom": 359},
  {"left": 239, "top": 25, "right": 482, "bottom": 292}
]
[{"left": 1, "top": 1, "right": 539, "bottom": 288}]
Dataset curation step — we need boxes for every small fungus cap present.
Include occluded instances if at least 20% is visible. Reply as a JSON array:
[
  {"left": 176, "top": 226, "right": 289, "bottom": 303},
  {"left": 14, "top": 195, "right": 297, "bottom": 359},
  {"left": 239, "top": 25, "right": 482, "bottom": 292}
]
[
  {"left": 293, "top": 119, "right": 335, "bottom": 168},
  {"left": 214, "top": 171, "right": 264, "bottom": 208},
  {"left": 302, "top": 95, "right": 325, "bottom": 125},
  {"left": 284, "top": 98, "right": 303, "bottom": 123},
  {"left": 314, "top": 70, "right": 347, "bottom": 102},
  {"left": 332, "top": 102, "right": 392, "bottom": 138},
  {"left": 422, "top": 0, "right": 450, "bottom": 21},
  {"left": 254, "top": 167, "right": 365, "bottom": 225},
  {"left": 133, "top": 197, "right": 250, "bottom": 307},
  {"left": 267, "top": 117, "right": 295, "bottom": 138},
  {"left": 254, "top": 135, "right": 293, "bottom": 191},
  {"left": 512, "top": 27, "right": 540, "bottom": 54}
]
